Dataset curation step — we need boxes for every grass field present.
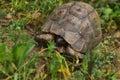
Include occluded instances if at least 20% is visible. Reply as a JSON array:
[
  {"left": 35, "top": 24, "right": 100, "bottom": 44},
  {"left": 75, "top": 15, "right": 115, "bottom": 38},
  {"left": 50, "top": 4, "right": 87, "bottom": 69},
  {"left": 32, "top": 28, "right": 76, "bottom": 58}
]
[{"left": 0, "top": 0, "right": 120, "bottom": 80}]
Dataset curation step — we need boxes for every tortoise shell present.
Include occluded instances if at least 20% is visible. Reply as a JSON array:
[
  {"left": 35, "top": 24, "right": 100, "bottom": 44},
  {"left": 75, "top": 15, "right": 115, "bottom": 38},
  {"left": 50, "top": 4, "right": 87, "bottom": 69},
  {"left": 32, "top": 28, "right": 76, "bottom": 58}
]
[{"left": 41, "top": 1, "right": 102, "bottom": 53}]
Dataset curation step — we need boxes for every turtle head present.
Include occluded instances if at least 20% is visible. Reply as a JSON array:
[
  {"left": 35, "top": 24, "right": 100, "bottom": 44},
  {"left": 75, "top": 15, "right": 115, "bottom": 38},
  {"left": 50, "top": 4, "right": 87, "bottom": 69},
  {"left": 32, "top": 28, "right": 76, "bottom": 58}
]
[
  {"left": 55, "top": 35, "right": 67, "bottom": 47},
  {"left": 55, "top": 35, "right": 68, "bottom": 53}
]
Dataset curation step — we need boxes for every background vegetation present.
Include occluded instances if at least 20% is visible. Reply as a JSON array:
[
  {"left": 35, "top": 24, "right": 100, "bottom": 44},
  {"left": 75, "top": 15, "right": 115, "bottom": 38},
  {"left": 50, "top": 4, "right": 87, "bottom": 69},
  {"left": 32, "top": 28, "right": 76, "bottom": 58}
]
[{"left": 0, "top": 0, "right": 120, "bottom": 80}]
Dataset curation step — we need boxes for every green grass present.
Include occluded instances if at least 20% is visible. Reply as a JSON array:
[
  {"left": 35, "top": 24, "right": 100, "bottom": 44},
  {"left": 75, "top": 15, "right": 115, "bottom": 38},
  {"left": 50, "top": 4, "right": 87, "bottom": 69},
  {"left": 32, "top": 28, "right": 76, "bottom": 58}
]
[{"left": 69, "top": 43, "right": 117, "bottom": 80}]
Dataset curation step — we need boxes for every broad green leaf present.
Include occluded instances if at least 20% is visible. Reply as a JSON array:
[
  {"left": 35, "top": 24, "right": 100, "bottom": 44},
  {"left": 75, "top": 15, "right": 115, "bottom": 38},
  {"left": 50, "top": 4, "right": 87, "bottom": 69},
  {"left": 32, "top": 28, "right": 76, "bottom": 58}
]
[
  {"left": 11, "top": 39, "right": 35, "bottom": 68},
  {"left": 104, "top": 8, "right": 113, "bottom": 15}
]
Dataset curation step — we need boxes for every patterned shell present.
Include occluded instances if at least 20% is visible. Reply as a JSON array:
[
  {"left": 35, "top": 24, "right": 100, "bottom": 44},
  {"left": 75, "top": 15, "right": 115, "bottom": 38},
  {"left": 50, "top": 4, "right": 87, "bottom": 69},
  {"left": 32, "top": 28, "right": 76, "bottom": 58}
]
[{"left": 42, "top": 1, "right": 102, "bottom": 53}]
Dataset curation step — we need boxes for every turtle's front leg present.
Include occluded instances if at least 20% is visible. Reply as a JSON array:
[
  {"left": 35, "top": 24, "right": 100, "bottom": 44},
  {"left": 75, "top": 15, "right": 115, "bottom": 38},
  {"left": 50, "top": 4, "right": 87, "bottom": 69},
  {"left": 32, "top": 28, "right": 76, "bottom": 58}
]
[
  {"left": 36, "top": 34, "right": 54, "bottom": 41},
  {"left": 35, "top": 33, "right": 54, "bottom": 47},
  {"left": 66, "top": 45, "right": 84, "bottom": 58}
]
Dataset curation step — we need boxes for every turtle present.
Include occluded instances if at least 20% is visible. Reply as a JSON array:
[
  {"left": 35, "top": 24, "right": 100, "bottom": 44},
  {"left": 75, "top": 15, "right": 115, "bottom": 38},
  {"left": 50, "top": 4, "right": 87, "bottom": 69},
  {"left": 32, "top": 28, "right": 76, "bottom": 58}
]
[{"left": 36, "top": 1, "right": 102, "bottom": 58}]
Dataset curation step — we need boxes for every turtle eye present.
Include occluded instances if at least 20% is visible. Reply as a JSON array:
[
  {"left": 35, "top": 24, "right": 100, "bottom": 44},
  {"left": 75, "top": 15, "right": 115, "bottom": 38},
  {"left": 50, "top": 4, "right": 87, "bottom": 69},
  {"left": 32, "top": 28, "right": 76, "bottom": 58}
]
[
  {"left": 56, "top": 37, "right": 64, "bottom": 44},
  {"left": 55, "top": 36, "right": 67, "bottom": 47}
]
